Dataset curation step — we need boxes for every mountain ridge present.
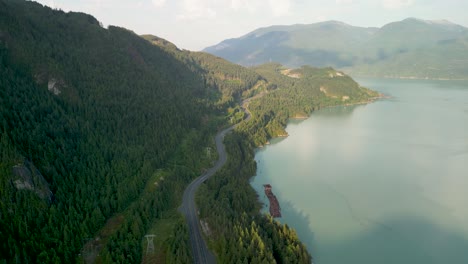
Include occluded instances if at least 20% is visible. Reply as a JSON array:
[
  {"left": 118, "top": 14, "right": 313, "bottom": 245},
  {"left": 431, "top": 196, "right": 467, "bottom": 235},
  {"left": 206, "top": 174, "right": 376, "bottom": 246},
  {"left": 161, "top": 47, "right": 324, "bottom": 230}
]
[{"left": 204, "top": 18, "right": 468, "bottom": 79}]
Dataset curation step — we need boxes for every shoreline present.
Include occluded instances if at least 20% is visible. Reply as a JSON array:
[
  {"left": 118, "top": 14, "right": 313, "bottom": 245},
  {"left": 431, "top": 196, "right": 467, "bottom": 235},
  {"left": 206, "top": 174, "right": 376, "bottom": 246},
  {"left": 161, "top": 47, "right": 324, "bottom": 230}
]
[
  {"left": 256, "top": 95, "right": 388, "bottom": 147},
  {"left": 287, "top": 94, "right": 387, "bottom": 122},
  {"left": 252, "top": 93, "right": 384, "bottom": 187},
  {"left": 249, "top": 92, "right": 385, "bottom": 260}
]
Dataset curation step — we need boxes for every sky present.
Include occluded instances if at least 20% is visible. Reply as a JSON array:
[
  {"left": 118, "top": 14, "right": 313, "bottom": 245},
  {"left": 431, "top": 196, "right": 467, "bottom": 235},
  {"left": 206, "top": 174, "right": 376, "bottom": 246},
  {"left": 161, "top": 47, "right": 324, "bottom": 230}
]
[{"left": 35, "top": 0, "right": 468, "bottom": 51}]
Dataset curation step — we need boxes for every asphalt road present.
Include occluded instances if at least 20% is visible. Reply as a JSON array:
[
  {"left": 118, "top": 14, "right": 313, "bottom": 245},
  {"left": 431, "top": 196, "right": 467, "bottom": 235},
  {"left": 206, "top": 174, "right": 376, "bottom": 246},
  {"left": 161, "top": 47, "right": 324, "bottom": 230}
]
[{"left": 179, "top": 102, "right": 251, "bottom": 264}]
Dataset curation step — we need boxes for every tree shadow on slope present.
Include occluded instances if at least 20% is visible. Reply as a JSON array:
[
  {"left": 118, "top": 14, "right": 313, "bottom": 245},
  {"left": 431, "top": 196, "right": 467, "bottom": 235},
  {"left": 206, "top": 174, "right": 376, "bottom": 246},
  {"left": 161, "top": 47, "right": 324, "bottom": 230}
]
[{"left": 275, "top": 200, "right": 316, "bottom": 250}]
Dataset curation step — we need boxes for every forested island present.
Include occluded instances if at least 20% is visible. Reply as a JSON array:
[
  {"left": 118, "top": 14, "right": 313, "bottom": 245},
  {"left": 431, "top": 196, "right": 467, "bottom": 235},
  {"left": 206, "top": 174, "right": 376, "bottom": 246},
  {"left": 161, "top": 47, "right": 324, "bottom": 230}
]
[{"left": 0, "top": 1, "right": 378, "bottom": 263}]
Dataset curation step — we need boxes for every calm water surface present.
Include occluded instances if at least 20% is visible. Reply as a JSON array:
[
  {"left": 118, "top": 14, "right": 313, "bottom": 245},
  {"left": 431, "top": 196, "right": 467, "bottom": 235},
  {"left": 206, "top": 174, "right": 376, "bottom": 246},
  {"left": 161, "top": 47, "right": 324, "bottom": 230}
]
[{"left": 251, "top": 78, "right": 468, "bottom": 264}]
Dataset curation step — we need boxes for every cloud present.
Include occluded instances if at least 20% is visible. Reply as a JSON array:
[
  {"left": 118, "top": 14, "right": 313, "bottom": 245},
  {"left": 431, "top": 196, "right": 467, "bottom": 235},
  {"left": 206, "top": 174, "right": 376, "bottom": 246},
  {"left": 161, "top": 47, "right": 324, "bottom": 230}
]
[
  {"left": 315, "top": 15, "right": 327, "bottom": 21},
  {"left": 231, "top": 0, "right": 291, "bottom": 16},
  {"left": 269, "top": 0, "right": 291, "bottom": 16},
  {"left": 336, "top": 0, "right": 353, "bottom": 4},
  {"left": 177, "top": 0, "right": 292, "bottom": 20},
  {"left": 152, "top": 0, "right": 166, "bottom": 8},
  {"left": 231, "top": 0, "right": 256, "bottom": 13},
  {"left": 47, "top": 0, "right": 56, "bottom": 9},
  {"left": 177, "top": 0, "right": 217, "bottom": 20},
  {"left": 382, "top": 0, "right": 414, "bottom": 9},
  {"left": 231, "top": 0, "right": 247, "bottom": 10}
]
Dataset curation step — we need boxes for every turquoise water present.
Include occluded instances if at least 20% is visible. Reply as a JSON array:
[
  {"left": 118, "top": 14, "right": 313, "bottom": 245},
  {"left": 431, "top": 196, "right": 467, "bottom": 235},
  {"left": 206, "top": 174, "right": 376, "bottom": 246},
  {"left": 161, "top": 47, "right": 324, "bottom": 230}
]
[{"left": 251, "top": 78, "right": 468, "bottom": 264}]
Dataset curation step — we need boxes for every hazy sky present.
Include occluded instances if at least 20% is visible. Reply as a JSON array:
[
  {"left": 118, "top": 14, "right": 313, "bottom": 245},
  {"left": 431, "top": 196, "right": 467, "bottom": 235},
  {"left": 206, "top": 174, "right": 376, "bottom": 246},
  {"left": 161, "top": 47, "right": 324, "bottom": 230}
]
[{"left": 35, "top": 0, "right": 468, "bottom": 51}]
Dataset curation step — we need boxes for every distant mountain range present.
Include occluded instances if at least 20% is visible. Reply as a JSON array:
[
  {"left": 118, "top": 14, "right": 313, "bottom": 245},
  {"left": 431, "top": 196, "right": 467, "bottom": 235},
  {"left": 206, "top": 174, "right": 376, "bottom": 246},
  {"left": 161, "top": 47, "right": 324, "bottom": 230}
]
[{"left": 204, "top": 18, "right": 468, "bottom": 79}]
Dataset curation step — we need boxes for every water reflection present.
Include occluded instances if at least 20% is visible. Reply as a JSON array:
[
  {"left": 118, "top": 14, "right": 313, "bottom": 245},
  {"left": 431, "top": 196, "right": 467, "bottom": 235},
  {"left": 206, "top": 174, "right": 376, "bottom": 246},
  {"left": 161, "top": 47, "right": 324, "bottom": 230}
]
[
  {"left": 312, "top": 104, "right": 364, "bottom": 118},
  {"left": 278, "top": 200, "right": 316, "bottom": 249}
]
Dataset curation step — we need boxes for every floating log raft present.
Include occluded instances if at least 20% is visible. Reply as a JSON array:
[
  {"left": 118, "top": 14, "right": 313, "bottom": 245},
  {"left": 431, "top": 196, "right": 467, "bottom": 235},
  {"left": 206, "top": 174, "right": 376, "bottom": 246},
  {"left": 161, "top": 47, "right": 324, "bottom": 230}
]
[{"left": 263, "top": 184, "right": 281, "bottom": 218}]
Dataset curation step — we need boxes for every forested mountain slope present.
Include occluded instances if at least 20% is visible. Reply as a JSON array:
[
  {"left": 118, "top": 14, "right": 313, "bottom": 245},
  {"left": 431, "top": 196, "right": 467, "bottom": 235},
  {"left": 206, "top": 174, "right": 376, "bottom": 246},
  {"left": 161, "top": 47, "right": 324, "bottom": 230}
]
[
  {"left": 142, "top": 34, "right": 264, "bottom": 106},
  {"left": 0, "top": 0, "right": 223, "bottom": 262},
  {"left": 204, "top": 18, "right": 468, "bottom": 79}
]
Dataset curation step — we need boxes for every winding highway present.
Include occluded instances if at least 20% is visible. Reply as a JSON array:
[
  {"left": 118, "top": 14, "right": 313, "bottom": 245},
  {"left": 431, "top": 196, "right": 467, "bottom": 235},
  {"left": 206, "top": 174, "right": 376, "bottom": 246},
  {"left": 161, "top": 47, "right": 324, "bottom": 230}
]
[{"left": 179, "top": 100, "right": 252, "bottom": 264}]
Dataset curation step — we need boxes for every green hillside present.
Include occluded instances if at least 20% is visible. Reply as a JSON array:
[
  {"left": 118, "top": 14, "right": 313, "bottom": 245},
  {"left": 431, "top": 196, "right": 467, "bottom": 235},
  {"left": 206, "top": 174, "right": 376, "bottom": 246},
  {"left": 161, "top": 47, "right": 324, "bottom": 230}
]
[
  {"left": 238, "top": 64, "right": 379, "bottom": 145},
  {"left": 204, "top": 18, "right": 468, "bottom": 79},
  {"left": 0, "top": 0, "right": 223, "bottom": 262}
]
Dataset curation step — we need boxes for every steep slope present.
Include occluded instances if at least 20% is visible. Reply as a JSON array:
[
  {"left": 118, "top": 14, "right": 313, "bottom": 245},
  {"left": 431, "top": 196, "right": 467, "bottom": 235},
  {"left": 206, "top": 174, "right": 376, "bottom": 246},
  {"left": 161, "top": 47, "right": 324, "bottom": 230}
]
[
  {"left": 204, "top": 18, "right": 468, "bottom": 79},
  {"left": 363, "top": 18, "right": 466, "bottom": 53},
  {"left": 0, "top": 0, "right": 222, "bottom": 262},
  {"left": 142, "top": 34, "right": 264, "bottom": 105},
  {"left": 347, "top": 18, "right": 468, "bottom": 78},
  {"left": 205, "top": 21, "right": 376, "bottom": 68},
  {"left": 0, "top": 1, "right": 313, "bottom": 263}
]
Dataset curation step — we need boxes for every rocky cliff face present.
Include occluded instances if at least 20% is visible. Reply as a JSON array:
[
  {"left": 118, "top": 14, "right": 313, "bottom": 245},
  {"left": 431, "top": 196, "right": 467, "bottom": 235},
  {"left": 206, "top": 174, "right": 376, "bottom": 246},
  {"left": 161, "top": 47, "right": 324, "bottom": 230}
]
[{"left": 12, "top": 160, "right": 53, "bottom": 202}]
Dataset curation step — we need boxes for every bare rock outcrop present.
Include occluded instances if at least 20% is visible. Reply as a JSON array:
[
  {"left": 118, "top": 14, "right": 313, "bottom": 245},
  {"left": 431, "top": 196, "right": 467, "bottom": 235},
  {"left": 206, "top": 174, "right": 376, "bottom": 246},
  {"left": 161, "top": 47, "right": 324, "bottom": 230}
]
[{"left": 12, "top": 160, "right": 53, "bottom": 202}]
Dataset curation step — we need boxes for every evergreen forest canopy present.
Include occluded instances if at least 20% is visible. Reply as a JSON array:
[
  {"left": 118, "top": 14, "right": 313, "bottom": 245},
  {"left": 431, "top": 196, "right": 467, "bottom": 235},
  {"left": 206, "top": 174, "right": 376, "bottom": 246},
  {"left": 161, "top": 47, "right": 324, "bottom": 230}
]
[
  {"left": 0, "top": 0, "right": 377, "bottom": 263},
  {"left": 204, "top": 18, "right": 468, "bottom": 80}
]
